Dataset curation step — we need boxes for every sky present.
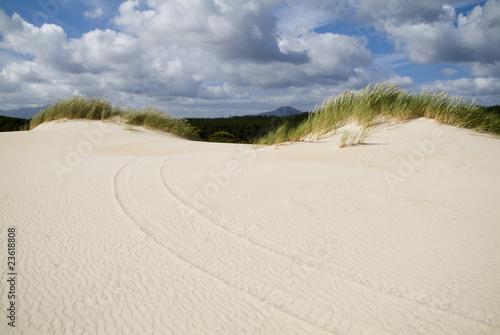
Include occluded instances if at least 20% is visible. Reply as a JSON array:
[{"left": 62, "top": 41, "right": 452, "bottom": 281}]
[{"left": 0, "top": 0, "right": 499, "bottom": 117}]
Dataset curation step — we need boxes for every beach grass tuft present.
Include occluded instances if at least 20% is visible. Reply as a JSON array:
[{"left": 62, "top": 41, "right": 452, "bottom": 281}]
[
  {"left": 256, "top": 83, "right": 499, "bottom": 145},
  {"left": 123, "top": 107, "right": 199, "bottom": 140},
  {"left": 28, "top": 85, "right": 499, "bottom": 144},
  {"left": 338, "top": 127, "right": 372, "bottom": 148},
  {"left": 30, "top": 97, "right": 120, "bottom": 129},
  {"left": 30, "top": 97, "right": 200, "bottom": 140}
]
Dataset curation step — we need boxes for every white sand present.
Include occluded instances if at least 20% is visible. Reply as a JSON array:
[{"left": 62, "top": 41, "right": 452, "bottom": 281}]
[{"left": 1, "top": 118, "right": 499, "bottom": 334}]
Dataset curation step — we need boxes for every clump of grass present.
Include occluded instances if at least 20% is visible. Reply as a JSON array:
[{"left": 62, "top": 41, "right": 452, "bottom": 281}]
[
  {"left": 30, "top": 96, "right": 120, "bottom": 129},
  {"left": 29, "top": 96, "right": 200, "bottom": 141},
  {"left": 256, "top": 121, "right": 293, "bottom": 145},
  {"left": 339, "top": 130, "right": 354, "bottom": 148},
  {"left": 339, "top": 127, "right": 371, "bottom": 148},
  {"left": 257, "top": 83, "right": 499, "bottom": 146},
  {"left": 18, "top": 123, "right": 30, "bottom": 131},
  {"left": 357, "top": 127, "right": 371, "bottom": 144},
  {"left": 123, "top": 107, "right": 199, "bottom": 140},
  {"left": 208, "top": 131, "right": 241, "bottom": 143}
]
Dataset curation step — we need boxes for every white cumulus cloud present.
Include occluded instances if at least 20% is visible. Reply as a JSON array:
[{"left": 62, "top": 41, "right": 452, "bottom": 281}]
[
  {"left": 84, "top": 7, "right": 104, "bottom": 19},
  {"left": 0, "top": 0, "right": 498, "bottom": 114},
  {"left": 441, "top": 68, "right": 458, "bottom": 77},
  {"left": 384, "top": 0, "right": 500, "bottom": 66}
]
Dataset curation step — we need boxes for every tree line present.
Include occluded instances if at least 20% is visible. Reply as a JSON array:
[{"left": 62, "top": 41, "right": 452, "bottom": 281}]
[{"left": 187, "top": 113, "right": 310, "bottom": 143}]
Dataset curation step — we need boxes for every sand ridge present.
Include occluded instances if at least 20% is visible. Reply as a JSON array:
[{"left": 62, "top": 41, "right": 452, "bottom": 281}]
[{"left": 1, "top": 119, "right": 499, "bottom": 334}]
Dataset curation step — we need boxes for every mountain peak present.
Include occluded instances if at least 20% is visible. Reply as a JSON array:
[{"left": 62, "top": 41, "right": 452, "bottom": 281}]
[{"left": 258, "top": 106, "right": 303, "bottom": 117}]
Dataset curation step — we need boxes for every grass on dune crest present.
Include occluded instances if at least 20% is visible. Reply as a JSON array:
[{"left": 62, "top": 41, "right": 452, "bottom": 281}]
[
  {"left": 29, "top": 97, "right": 120, "bottom": 129},
  {"left": 123, "top": 107, "right": 199, "bottom": 139},
  {"left": 28, "top": 85, "right": 499, "bottom": 144},
  {"left": 29, "top": 97, "right": 200, "bottom": 140},
  {"left": 256, "top": 83, "right": 500, "bottom": 146}
]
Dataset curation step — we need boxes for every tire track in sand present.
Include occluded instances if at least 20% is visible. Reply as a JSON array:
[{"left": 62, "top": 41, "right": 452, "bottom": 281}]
[
  {"left": 160, "top": 154, "right": 500, "bottom": 332},
  {"left": 158, "top": 153, "right": 500, "bottom": 334},
  {"left": 114, "top": 154, "right": 398, "bottom": 335},
  {"left": 115, "top": 154, "right": 499, "bottom": 335}
]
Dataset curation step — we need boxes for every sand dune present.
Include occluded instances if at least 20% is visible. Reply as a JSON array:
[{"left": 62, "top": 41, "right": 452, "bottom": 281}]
[{"left": 1, "top": 118, "right": 500, "bottom": 334}]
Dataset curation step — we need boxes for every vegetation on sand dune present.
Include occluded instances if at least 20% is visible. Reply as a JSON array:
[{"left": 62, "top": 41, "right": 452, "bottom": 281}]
[
  {"left": 186, "top": 113, "right": 309, "bottom": 143},
  {"left": 338, "top": 127, "right": 372, "bottom": 148},
  {"left": 26, "top": 84, "right": 499, "bottom": 144},
  {"left": 256, "top": 83, "right": 500, "bottom": 146},
  {"left": 123, "top": 107, "right": 199, "bottom": 140},
  {"left": 29, "top": 97, "right": 120, "bottom": 129},
  {"left": 208, "top": 131, "right": 241, "bottom": 143},
  {"left": 29, "top": 97, "right": 200, "bottom": 140}
]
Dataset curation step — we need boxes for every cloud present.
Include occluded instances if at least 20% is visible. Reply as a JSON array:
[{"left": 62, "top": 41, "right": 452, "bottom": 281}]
[
  {"left": 0, "top": 10, "right": 151, "bottom": 107},
  {"left": 84, "top": 7, "right": 104, "bottom": 19},
  {"left": 274, "top": 3, "right": 334, "bottom": 34},
  {"left": 441, "top": 68, "right": 458, "bottom": 76},
  {"left": 387, "top": 74, "right": 413, "bottom": 87},
  {"left": 419, "top": 77, "right": 500, "bottom": 105},
  {"left": 383, "top": 1, "right": 500, "bottom": 66},
  {"left": 113, "top": 0, "right": 155, "bottom": 32},
  {"left": 0, "top": 11, "right": 142, "bottom": 74},
  {"left": 353, "top": 0, "right": 446, "bottom": 24},
  {"left": 346, "top": 0, "right": 499, "bottom": 85},
  {"left": 373, "top": 52, "right": 410, "bottom": 70},
  {"left": 466, "top": 61, "right": 500, "bottom": 77},
  {"left": 0, "top": 11, "right": 67, "bottom": 59},
  {"left": 0, "top": 2, "right": 376, "bottom": 113},
  {"left": 0, "top": 1, "right": 498, "bottom": 114},
  {"left": 208, "top": 30, "right": 372, "bottom": 91},
  {"left": 114, "top": 0, "right": 309, "bottom": 64},
  {"left": 350, "top": 0, "right": 488, "bottom": 25}
]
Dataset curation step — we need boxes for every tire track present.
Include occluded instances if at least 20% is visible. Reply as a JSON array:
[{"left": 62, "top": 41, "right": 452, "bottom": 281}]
[
  {"left": 158, "top": 152, "right": 500, "bottom": 334},
  {"left": 114, "top": 154, "right": 398, "bottom": 335}
]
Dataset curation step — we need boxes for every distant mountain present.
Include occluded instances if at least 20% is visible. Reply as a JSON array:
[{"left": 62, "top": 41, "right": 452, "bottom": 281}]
[
  {"left": 258, "top": 106, "right": 303, "bottom": 117},
  {"left": 0, "top": 105, "right": 48, "bottom": 119}
]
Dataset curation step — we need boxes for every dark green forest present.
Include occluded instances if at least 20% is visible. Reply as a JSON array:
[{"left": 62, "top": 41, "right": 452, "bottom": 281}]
[
  {"left": 186, "top": 113, "right": 310, "bottom": 143},
  {"left": 483, "top": 105, "right": 500, "bottom": 114},
  {"left": 0, "top": 115, "right": 30, "bottom": 132}
]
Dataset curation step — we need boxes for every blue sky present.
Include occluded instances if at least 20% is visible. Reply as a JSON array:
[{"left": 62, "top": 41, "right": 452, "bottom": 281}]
[{"left": 0, "top": 0, "right": 499, "bottom": 117}]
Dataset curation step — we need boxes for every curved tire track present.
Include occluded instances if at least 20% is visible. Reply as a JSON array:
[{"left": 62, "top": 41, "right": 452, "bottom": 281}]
[
  {"left": 114, "top": 155, "right": 347, "bottom": 334},
  {"left": 160, "top": 154, "right": 500, "bottom": 332},
  {"left": 114, "top": 154, "right": 498, "bottom": 335}
]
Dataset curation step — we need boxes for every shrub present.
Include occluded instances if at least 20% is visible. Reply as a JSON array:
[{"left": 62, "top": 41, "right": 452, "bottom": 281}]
[{"left": 208, "top": 131, "right": 241, "bottom": 143}]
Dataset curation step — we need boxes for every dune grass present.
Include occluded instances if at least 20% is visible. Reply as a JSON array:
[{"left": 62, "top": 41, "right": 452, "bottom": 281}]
[
  {"left": 338, "top": 127, "right": 372, "bottom": 148},
  {"left": 28, "top": 85, "right": 499, "bottom": 144},
  {"left": 29, "top": 97, "right": 200, "bottom": 140},
  {"left": 29, "top": 97, "right": 120, "bottom": 129},
  {"left": 256, "top": 83, "right": 500, "bottom": 146},
  {"left": 123, "top": 107, "right": 199, "bottom": 139}
]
